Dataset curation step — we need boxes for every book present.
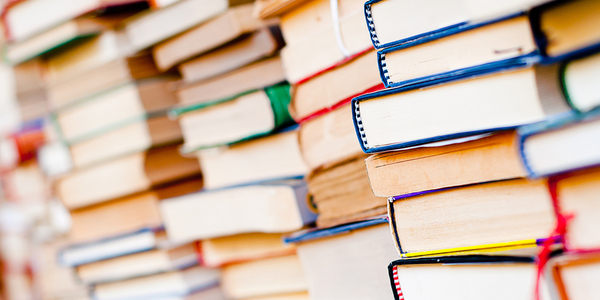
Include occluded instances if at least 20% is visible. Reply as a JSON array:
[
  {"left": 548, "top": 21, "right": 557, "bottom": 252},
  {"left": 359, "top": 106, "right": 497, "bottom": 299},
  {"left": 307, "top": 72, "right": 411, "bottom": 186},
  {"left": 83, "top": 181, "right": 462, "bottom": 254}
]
[
  {"left": 159, "top": 179, "right": 316, "bottom": 243},
  {"left": 92, "top": 265, "right": 220, "bottom": 300},
  {"left": 58, "top": 144, "right": 201, "bottom": 209},
  {"left": 280, "top": 0, "right": 372, "bottom": 83},
  {"left": 562, "top": 51, "right": 600, "bottom": 113},
  {"left": 200, "top": 233, "right": 294, "bottom": 268},
  {"left": 548, "top": 251, "right": 600, "bottom": 300},
  {"left": 519, "top": 111, "right": 600, "bottom": 177},
  {"left": 177, "top": 84, "right": 294, "bottom": 152},
  {"left": 121, "top": 0, "right": 231, "bottom": 53},
  {"left": 76, "top": 243, "right": 198, "bottom": 284},
  {"left": 54, "top": 77, "right": 178, "bottom": 144},
  {"left": 554, "top": 168, "right": 600, "bottom": 251},
  {"left": 365, "top": 131, "right": 526, "bottom": 197},
  {"left": 220, "top": 254, "right": 307, "bottom": 299},
  {"left": 48, "top": 51, "right": 162, "bottom": 110},
  {"left": 69, "top": 115, "right": 182, "bottom": 169},
  {"left": 1, "top": 0, "right": 145, "bottom": 42},
  {"left": 378, "top": 15, "right": 538, "bottom": 88},
  {"left": 4, "top": 10, "right": 140, "bottom": 65},
  {"left": 365, "top": 0, "right": 551, "bottom": 49},
  {"left": 299, "top": 103, "right": 363, "bottom": 171},
  {"left": 175, "top": 56, "right": 286, "bottom": 107},
  {"left": 532, "top": 0, "right": 600, "bottom": 61},
  {"left": 253, "top": 0, "right": 311, "bottom": 19},
  {"left": 285, "top": 219, "right": 398, "bottom": 300},
  {"left": 388, "top": 179, "right": 556, "bottom": 257},
  {"left": 197, "top": 129, "right": 308, "bottom": 190},
  {"left": 45, "top": 31, "right": 128, "bottom": 85},
  {"left": 68, "top": 178, "right": 202, "bottom": 244},
  {"left": 388, "top": 255, "right": 550, "bottom": 300},
  {"left": 308, "top": 155, "right": 386, "bottom": 228},
  {"left": 178, "top": 27, "right": 282, "bottom": 84},
  {"left": 353, "top": 65, "right": 571, "bottom": 153},
  {"left": 152, "top": 3, "right": 272, "bottom": 71},
  {"left": 291, "top": 50, "right": 381, "bottom": 122},
  {"left": 59, "top": 229, "right": 165, "bottom": 267}
]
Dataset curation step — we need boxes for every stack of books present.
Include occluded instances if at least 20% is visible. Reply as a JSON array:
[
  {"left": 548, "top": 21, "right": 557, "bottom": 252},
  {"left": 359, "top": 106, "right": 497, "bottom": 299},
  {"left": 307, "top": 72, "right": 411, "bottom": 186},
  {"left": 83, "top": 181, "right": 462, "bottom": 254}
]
[
  {"left": 346, "top": 0, "right": 600, "bottom": 299},
  {"left": 1, "top": 0, "right": 599, "bottom": 299}
]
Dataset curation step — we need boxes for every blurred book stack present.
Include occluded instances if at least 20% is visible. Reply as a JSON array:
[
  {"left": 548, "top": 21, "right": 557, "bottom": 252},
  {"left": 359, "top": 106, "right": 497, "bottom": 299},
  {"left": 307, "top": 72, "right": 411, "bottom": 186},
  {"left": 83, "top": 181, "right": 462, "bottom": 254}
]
[{"left": 0, "top": 0, "right": 599, "bottom": 299}]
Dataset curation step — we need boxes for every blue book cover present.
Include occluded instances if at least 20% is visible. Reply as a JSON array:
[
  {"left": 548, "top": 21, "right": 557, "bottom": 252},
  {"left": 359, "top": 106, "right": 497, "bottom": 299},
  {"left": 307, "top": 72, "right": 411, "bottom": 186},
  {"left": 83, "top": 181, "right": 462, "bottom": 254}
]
[{"left": 352, "top": 62, "right": 534, "bottom": 154}]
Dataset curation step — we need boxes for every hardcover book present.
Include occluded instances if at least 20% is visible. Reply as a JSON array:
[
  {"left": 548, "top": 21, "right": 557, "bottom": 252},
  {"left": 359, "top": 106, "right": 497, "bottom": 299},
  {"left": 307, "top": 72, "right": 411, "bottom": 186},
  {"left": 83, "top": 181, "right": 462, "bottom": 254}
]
[
  {"left": 353, "top": 65, "right": 570, "bottom": 153},
  {"left": 519, "top": 110, "right": 600, "bottom": 177},
  {"left": 152, "top": 3, "right": 273, "bottom": 71},
  {"left": 178, "top": 27, "right": 282, "bottom": 84},
  {"left": 92, "top": 265, "right": 220, "bottom": 300},
  {"left": 388, "top": 179, "right": 556, "bottom": 258},
  {"left": 220, "top": 254, "right": 308, "bottom": 299},
  {"left": 365, "top": 0, "right": 551, "bottom": 49},
  {"left": 388, "top": 255, "right": 550, "bottom": 300},
  {"left": 285, "top": 218, "right": 398, "bottom": 300},
  {"left": 58, "top": 144, "right": 201, "bottom": 209},
  {"left": 548, "top": 251, "right": 600, "bottom": 300},
  {"left": 377, "top": 15, "right": 539, "bottom": 88},
  {"left": 561, "top": 51, "right": 600, "bottom": 113},
  {"left": 160, "top": 179, "right": 316, "bottom": 243},
  {"left": 531, "top": 0, "right": 600, "bottom": 62},
  {"left": 177, "top": 83, "right": 295, "bottom": 152},
  {"left": 197, "top": 129, "right": 308, "bottom": 190},
  {"left": 365, "top": 131, "right": 526, "bottom": 197}
]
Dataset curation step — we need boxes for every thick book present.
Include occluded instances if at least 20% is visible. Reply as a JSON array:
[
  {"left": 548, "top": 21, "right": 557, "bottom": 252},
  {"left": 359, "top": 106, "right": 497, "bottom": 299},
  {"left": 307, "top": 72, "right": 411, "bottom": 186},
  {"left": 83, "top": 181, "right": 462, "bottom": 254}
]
[
  {"left": 552, "top": 167, "right": 600, "bottom": 251},
  {"left": 353, "top": 65, "right": 571, "bottom": 153},
  {"left": 76, "top": 243, "right": 198, "bottom": 284},
  {"left": 519, "top": 110, "right": 600, "bottom": 177},
  {"left": 53, "top": 76, "right": 179, "bottom": 144},
  {"left": 69, "top": 115, "right": 182, "bottom": 169},
  {"left": 280, "top": 0, "right": 372, "bottom": 84},
  {"left": 177, "top": 84, "right": 295, "bottom": 152},
  {"left": 388, "top": 179, "right": 556, "bottom": 258},
  {"left": 365, "top": 131, "right": 526, "bottom": 197},
  {"left": 291, "top": 50, "right": 382, "bottom": 123},
  {"left": 159, "top": 179, "right": 316, "bottom": 243},
  {"left": 562, "top": 51, "right": 600, "bottom": 113},
  {"left": 48, "top": 50, "right": 162, "bottom": 111},
  {"left": 220, "top": 254, "right": 307, "bottom": 299},
  {"left": 59, "top": 229, "right": 165, "bottom": 267},
  {"left": 92, "top": 265, "right": 220, "bottom": 300},
  {"left": 175, "top": 56, "right": 286, "bottom": 107},
  {"left": 299, "top": 103, "right": 363, "bottom": 171},
  {"left": 365, "top": 0, "right": 551, "bottom": 49},
  {"left": 200, "top": 233, "right": 294, "bottom": 268},
  {"left": 308, "top": 154, "right": 386, "bottom": 228},
  {"left": 377, "top": 15, "right": 539, "bottom": 88},
  {"left": 153, "top": 3, "right": 273, "bottom": 71},
  {"left": 5, "top": 15, "right": 120, "bottom": 65},
  {"left": 285, "top": 218, "right": 398, "bottom": 300},
  {"left": 531, "top": 0, "right": 600, "bottom": 62},
  {"left": 178, "top": 27, "right": 282, "bottom": 84},
  {"left": 388, "top": 255, "right": 550, "bottom": 300},
  {"left": 58, "top": 144, "right": 201, "bottom": 210},
  {"left": 121, "top": 0, "right": 233, "bottom": 53},
  {"left": 68, "top": 178, "right": 202, "bottom": 244},
  {"left": 1, "top": 0, "right": 146, "bottom": 42},
  {"left": 197, "top": 129, "right": 308, "bottom": 190},
  {"left": 548, "top": 251, "right": 600, "bottom": 300},
  {"left": 45, "top": 31, "right": 129, "bottom": 86}
]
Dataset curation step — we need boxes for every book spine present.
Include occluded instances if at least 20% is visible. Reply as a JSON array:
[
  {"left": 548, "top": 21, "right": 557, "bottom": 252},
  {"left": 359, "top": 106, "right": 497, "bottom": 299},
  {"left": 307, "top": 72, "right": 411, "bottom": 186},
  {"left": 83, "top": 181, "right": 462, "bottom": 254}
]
[{"left": 387, "top": 200, "right": 404, "bottom": 257}]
